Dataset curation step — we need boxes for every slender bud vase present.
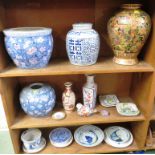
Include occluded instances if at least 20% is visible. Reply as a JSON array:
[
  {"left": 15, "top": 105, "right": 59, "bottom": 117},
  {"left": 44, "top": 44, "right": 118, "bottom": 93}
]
[
  {"left": 66, "top": 23, "right": 100, "bottom": 66},
  {"left": 107, "top": 4, "right": 151, "bottom": 65},
  {"left": 83, "top": 75, "right": 97, "bottom": 109},
  {"left": 62, "top": 82, "right": 76, "bottom": 112}
]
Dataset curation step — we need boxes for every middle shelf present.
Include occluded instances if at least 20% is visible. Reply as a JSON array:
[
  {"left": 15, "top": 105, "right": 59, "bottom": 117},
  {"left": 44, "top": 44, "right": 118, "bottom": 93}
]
[{"left": 11, "top": 105, "right": 145, "bottom": 129}]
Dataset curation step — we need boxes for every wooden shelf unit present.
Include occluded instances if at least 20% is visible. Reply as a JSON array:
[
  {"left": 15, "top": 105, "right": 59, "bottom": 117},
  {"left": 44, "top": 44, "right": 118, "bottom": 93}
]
[{"left": 0, "top": 0, "right": 155, "bottom": 154}]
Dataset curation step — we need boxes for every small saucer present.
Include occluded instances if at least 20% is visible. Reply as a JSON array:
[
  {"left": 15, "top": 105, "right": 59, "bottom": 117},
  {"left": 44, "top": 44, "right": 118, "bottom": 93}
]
[
  {"left": 52, "top": 111, "right": 66, "bottom": 120},
  {"left": 23, "top": 137, "right": 46, "bottom": 153}
]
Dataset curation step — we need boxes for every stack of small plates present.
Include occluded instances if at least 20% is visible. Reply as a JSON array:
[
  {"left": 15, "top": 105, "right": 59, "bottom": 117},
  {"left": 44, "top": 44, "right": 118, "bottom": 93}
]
[
  {"left": 49, "top": 127, "right": 73, "bottom": 147},
  {"left": 74, "top": 125, "right": 104, "bottom": 147},
  {"left": 104, "top": 126, "right": 133, "bottom": 148}
]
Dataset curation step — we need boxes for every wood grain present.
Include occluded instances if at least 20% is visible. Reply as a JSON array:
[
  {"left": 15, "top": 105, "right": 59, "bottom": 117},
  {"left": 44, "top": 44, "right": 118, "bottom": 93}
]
[{"left": 0, "top": 58, "right": 153, "bottom": 77}]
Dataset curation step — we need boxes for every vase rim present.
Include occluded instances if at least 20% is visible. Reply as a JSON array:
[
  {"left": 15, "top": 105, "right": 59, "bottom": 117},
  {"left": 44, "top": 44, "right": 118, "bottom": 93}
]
[
  {"left": 121, "top": 4, "right": 142, "bottom": 9},
  {"left": 73, "top": 23, "right": 93, "bottom": 30},
  {"left": 3, "top": 27, "right": 52, "bottom": 37},
  {"left": 64, "top": 82, "right": 72, "bottom": 87},
  {"left": 29, "top": 83, "right": 44, "bottom": 90}
]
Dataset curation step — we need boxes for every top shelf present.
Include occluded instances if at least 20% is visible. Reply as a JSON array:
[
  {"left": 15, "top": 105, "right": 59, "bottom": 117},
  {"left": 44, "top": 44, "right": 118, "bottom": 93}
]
[{"left": 0, "top": 57, "right": 154, "bottom": 77}]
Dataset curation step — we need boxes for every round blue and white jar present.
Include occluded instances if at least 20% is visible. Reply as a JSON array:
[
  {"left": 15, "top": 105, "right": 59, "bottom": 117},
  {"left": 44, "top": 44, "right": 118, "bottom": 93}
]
[
  {"left": 19, "top": 83, "right": 56, "bottom": 117},
  {"left": 3, "top": 27, "right": 53, "bottom": 69},
  {"left": 66, "top": 23, "right": 100, "bottom": 66}
]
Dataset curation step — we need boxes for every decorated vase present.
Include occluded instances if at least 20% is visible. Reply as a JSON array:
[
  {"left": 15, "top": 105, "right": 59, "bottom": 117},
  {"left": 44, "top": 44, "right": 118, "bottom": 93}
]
[
  {"left": 83, "top": 74, "right": 97, "bottom": 109},
  {"left": 107, "top": 4, "right": 151, "bottom": 65},
  {"left": 20, "top": 83, "right": 56, "bottom": 117},
  {"left": 3, "top": 27, "right": 53, "bottom": 69},
  {"left": 66, "top": 23, "right": 100, "bottom": 66},
  {"left": 62, "top": 82, "right": 76, "bottom": 112}
]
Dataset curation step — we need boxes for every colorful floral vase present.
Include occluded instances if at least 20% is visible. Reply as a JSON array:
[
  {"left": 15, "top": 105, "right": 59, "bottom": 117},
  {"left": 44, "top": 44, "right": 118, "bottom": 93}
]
[
  {"left": 107, "top": 4, "right": 151, "bottom": 65},
  {"left": 83, "top": 74, "right": 97, "bottom": 109},
  {"left": 3, "top": 27, "right": 53, "bottom": 69},
  {"left": 66, "top": 23, "right": 100, "bottom": 66},
  {"left": 62, "top": 82, "right": 76, "bottom": 112},
  {"left": 20, "top": 83, "right": 56, "bottom": 117}
]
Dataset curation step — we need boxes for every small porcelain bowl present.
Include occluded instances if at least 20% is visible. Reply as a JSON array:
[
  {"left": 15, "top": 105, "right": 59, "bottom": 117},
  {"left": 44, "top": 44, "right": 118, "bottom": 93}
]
[
  {"left": 3, "top": 27, "right": 53, "bottom": 69},
  {"left": 21, "top": 129, "right": 42, "bottom": 150}
]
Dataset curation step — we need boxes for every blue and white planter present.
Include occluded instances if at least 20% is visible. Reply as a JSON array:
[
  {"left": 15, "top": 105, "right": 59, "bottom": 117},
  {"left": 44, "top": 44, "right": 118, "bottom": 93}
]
[
  {"left": 66, "top": 23, "right": 100, "bottom": 66},
  {"left": 3, "top": 27, "right": 53, "bottom": 69},
  {"left": 19, "top": 83, "right": 56, "bottom": 117}
]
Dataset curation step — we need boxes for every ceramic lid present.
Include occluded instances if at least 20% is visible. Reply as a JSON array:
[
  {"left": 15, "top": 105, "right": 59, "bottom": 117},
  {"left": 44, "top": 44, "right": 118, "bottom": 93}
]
[
  {"left": 3, "top": 27, "right": 52, "bottom": 37},
  {"left": 52, "top": 111, "right": 66, "bottom": 120},
  {"left": 49, "top": 128, "right": 72, "bottom": 144},
  {"left": 73, "top": 23, "right": 93, "bottom": 30},
  {"left": 74, "top": 125, "right": 104, "bottom": 147},
  {"left": 104, "top": 126, "right": 133, "bottom": 148}
]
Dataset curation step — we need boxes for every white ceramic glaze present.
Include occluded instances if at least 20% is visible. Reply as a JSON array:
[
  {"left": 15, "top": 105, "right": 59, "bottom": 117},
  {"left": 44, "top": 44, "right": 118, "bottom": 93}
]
[
  {"left": 83, "top": 75, "right": 97, "bottom": 109},
  {"left": 3, "top": 27, "right": 52, "bottom": 37},
  {"left": 23, "top": 137, "right": 46, "bottom": 153},
  {"left": 74, "top": 125, "right": 104, "bottom": 147},
  {"left": 104, "top": 126, "right": 133, "bottom": 148},
  {"left": 99, "top": 95, "right": 119, "bottom": 107},
  {"left": 66, "top": 23, "right": 100, "bottom": 66},
  {"left": 116, "top": 103, "right": 140, "bottom": 116},
  {"left": 52, "top": 111, "right": 66, "bottom": 120},
  {"left": 21, "top": 129, "right": 42, "bottom": 150}
]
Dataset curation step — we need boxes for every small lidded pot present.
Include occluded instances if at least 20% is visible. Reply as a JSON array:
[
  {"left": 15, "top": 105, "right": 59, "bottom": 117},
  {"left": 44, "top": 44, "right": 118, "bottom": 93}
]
[
  {"left": 3, "top": 27, "right": 53, "bottom": 69},
  {"left": 20, "top": 83, "right": 56, "bottom": 117},
  {"left": 21, "top": 129, "right": 42, "bottom": 150},
  {"left": 66, "top": 23, "right": 100, "bottom": 66}
]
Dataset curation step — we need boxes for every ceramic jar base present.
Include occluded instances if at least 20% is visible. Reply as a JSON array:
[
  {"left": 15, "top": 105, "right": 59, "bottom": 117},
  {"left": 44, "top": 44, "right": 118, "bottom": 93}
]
[
  {"left": 70, "top": 61, "right": 97, "bottom": 66},
  {"left": 113, "top": 57, "right": 138, "bottom": 66}
]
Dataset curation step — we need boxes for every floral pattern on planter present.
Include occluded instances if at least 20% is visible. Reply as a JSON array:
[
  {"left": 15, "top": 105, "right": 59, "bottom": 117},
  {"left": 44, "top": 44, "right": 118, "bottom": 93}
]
[
  {"left": 4, "top": 35, "right": 53, "bottom": 69},
  {"left": 20, "top": 83, "right": 56, "bottom": 117},
  {"left": 107, "top": 4, "right": 151, "bottom": 65}
]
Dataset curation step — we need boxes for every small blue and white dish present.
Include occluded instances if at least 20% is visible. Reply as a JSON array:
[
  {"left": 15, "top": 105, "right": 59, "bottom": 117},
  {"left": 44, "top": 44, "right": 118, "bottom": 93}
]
[
  {"left": 3, "top": 27, "right": 53, "bottom": 69},
  {"left": 74, "top": 125, "right": 104, "bottom": 147},
  {"left": 49, "top": 127, "right": 73, "bottom": 147},
  {"left": 21, "top": 129, "right": 42, "bottom": 151}
]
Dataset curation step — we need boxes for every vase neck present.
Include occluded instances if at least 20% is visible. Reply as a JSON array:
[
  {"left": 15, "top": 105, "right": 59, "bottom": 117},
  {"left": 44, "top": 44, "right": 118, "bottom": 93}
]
[
  {"left": 73, "top": 23, "right": 93, "bottom": 31},
  {"left": 64, "top": 82, "right": 72, "bottom": 90},
  {"left": 86, "top": 75, "right": 95, "bottom": 85},
  {"left": 121, "top": 4, "right": 142, "bottom": 10}
]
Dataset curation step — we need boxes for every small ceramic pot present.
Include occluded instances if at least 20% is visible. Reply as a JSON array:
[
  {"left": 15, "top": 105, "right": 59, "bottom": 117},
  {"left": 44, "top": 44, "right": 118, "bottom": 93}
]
[
  {"left": 3, "top": 27, "right": 53, "bottom": 69},
  {"left": 20, "top": 83, "right": 56, "bottom": 117},
  {"left": 66, "top": 23, "right": 100, "bottom": 66},
  {"left": 21, "top": 129, "right": 42, "bottom": 150}
]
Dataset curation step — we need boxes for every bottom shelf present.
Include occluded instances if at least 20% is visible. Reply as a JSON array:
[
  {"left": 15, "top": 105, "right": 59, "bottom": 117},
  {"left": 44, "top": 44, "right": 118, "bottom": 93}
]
[{"left": 37, "top": 140, "right": 138, "bottom": 154}]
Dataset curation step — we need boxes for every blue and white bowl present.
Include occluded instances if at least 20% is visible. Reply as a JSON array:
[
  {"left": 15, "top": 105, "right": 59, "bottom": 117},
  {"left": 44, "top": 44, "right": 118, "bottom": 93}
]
[
  {"left": 19, "top": 83, "right": 56, "bottom": 117},
  {"left": 21, "top": 129, "right": 42, "bottom": 150},
  {"left": 49, "top": 127, "right": 73, "bottom": 147},
  {"left": 66, "top": 23, "right": 100, "bottom": 66},
  {"left": 3, "top": 27, "right": 53, "bottom": 69}
]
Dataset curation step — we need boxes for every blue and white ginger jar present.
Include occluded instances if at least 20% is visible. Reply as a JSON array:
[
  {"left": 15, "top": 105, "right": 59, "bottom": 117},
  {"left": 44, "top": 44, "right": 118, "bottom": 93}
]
[
  {"left": 20, "top": 83, "right": 56, "bottom": 117},
  {"left": 3, "top": 27, "right": 53, "bottom": 69},
  {"left": 66, "top": 23, "right": 100, "bottom": 66}
]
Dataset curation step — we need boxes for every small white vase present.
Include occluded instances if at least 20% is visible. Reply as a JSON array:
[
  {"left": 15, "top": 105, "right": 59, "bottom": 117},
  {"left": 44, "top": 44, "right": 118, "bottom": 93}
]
[
  {"left": 66, "top": 23, "right": 100, "bottom": 66},
  {"left": 83, "top": 75, "right": 97, "bottom": 109},
  {"left": 62, "top": 82, "right": 76, "bottom": 112}
]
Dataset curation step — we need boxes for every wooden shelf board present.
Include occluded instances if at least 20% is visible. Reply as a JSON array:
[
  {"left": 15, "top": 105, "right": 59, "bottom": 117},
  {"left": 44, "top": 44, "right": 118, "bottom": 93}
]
[
  {"left": 151, "top": 107, "right": 155, "bottom": 121},
  {"left": 11, "top": 105, "right": 145, "bottom": 129},
  {"left": 32, "top": 140, "right": 138, "bottom": 154},
  {"left": 145, "top": 145, "right": 155, "bottom": 150},
  {"left": 0, "top": 58, "right": 154, "bottom": 77}
]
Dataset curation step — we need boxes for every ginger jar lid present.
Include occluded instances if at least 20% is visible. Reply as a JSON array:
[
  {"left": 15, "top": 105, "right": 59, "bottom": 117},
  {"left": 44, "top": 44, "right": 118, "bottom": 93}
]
[
  {"left": 3, "top": 27, "right": 52, "bottom": 37},
  {"left": 73, "top": 23, "right": 93, "bottom": 30}
]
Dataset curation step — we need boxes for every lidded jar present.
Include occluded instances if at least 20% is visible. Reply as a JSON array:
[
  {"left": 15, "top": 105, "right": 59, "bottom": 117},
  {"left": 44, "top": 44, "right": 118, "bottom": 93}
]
[
  {"left": 20, "top": 83, "right": 56, "bottom": 117},
  {"left": 62, "top": 82, "right": 76, "bottom": 112},
  {"left": 66, "top": 23, "right": 100, "bottom": 66},
  {"left": 107, "top": 4, "right": 151, "bottom": 65}
]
